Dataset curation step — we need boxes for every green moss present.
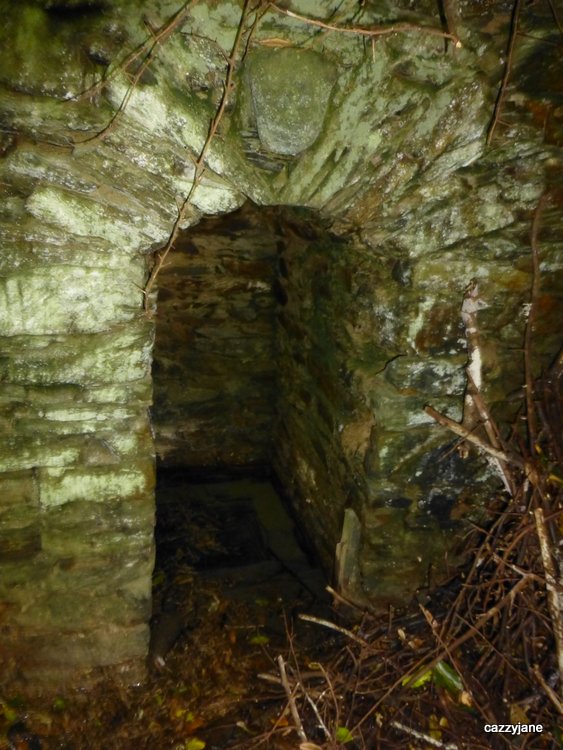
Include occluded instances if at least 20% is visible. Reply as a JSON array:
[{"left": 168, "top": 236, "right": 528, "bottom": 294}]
[
  {"left": 39, "top": 463, "right": 151, "bottom": 508},
  {"left": 0, "top": 264, "right": 145, "bottom": 336},
  {"left": 26, "top": 187, "right": 146, "bottom": 251},
  {"left": 1, "top": 324, "right": 153, "bottom": 386},
  {"left": 0, "top": 4, "right": 103, "bottom": 97}
]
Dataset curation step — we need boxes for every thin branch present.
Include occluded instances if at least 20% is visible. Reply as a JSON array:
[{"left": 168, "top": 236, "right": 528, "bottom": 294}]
[
  {"left": 353, "top": 575, "right": 531, "bottom": 733},
  {"left": 302, "top": 690, "right": 331, "bottom": 740},
  {"left": 524, "top": 194, "right": 547, "bottom": 452},
  {"left": 277, "top": 655, "right": 308, "bottom": 743},
  {"left": 547, "top": 0, "right": 563, "bottom": 36},
  {"left": 74, "top": 0, "right": 199, "bottom": 143},
  {"left": 424, "top": 405, "right": 525, "bottom": 470},
  {"left": 532, "top": 664, "right": 563, "bottom": 715},
  {"left": 298, "top": 613, "right": 368, "bottom": 646},
  {"left": 142, "top": 0, "right": 253, "bottom": 313},
  {"left": 460, "top": 279, "right": 484, "bottom": 433},
  {"left": 78, "top": 1, "right": 198, "bottom": 100},
  {"left": 74, "top": 47, "right": 157, "bottom": 146},
  {"left": 440, "top": 0, "right": 461, "bottom": 50},
  {"left": 326, "top": 584, "right": 366, "bottom": 613},
  {"left": 458, "top": 281, "right": 516, "bottom": 492},
  {"left": 269, "top": 3, "right": 461, "bottom": 46},
  {"left": 487, "top": 0, "right": 522, "bottom": 145},
  {"left": 534, "top": 507, "right": 563, "bottom": 686},
  {"left": 391, "top": 720, "right": 459, "bottom": 749},
  {"left": 466, "top": 372, "right": 516, "bottom": 495}
]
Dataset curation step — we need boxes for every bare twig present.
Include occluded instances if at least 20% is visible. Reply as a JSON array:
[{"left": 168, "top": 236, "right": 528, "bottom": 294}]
[
  {"left": 354, "top": 575, "right": 531, "bottom": 732},
  {"left": 459, "top": 280, "right": 516, "bottom": 493},
  {"left": 277, "top": 655, "right": 308, "bottom": 743},
  {"left": 424, "top": 404, "right": 525, "bottom": 471},
  {"left": 142, "top": 0, "right": 253, "bottom": 313},
  {"left": 487, "top": 0, "right": 522, "bottom": 145},
  {"left": 466, "top": 372, "right": 516, "bottom": 495},
  {"left": 74, "top": 0, "right": 199, "bottom": 144},
  {"left": 440, "top": 0, "right": 461, "bottom": 50},
  {"left": 460, "top": 279, "right": 484, "bottom": 434},
  {"left": 269, "top": 3, "right": 462, "bottom": 46},
  {"left": 547, "top": 0, "right": 563, "bottom": 36},
  {"left": 298, "top": 613, "right": 368, "bottom": 646},
  {"left": 391, "top": 720, "right": 459, "bottom": 749},
  {"left": 532, "top": 664, "right": 563, "bottom": 714},
  {"left": 524, "top": 195, "right": 547, "bottom": 452},
  {"left": 534, "top": 507, "right": 563, "bottom": 686},
  {"left": 302, "top": 691, "right": 331, "bottom": 740},
  {"left": 326, "top": 584, "right": 366, "bottom": 612}
]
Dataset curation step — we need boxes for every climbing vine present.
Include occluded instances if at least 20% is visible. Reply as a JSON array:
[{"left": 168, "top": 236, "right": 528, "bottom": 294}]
[
  {"left": 61, "top": 0, "right": 463, "bottom": 314},
  {"left": 34, "top": 0, "right": 559, "bottom": 314}
]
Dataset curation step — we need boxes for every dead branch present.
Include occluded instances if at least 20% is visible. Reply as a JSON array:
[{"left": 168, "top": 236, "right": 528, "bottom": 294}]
[
  {"left": 277, "top": 655, "right": 308, "bottom": 743},
  {"left": 460, "top": 279, "right": 484, "bottom": 434},
  {"left": 424, "top": 404, "right": 525, "bottom": 471},
  {"left": 268, "top": 3, "right": 462, "bottom": 47},
  {"left": 298, "top": 613, "right": 368, "bottom": 646},
  {"left": 440, "top": 0, "right": 461, "bottom": 50},
  {"left": 302, "top": 690, "right": 331, "bottom": 740},
  {"left": 534, "top": 507, "right": 563, "bottom": 686},
  {"left": 354, "top": 574, "right": 532, "bottom": 733},
  {"left": 532, "top": 664, "right": 563, "bottom": 714},
  {"left": 83, "top": 0, "right": 199, "bottom": 100},
  {"left": 390, "top": 720, "right": 459, "bottom": 749},
  {"left": 74, "top": 48, "right": 157, "bottom": 146},
  {"left": 547, "top": 0, "right": 563, "bottom": 36},
  {"left": 326, "top": 584, "right": 365, "bottom": 612},
  {"left": 74, "top": 0, "right": 199, "bottom": 144},
  {"left": 487, "top": 0, "right": 522, "bottom": 145},
  {"left": 524, "top": 195, "right": 548, "bottom": 452},
  {"left": 459, "top": 279, "right": 516, "bottom": 493},
  {"left": 142, "top": 0, "right": 253, "bottom": 313}
]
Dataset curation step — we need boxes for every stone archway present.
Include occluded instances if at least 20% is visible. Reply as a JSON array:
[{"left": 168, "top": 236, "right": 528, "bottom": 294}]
[{"left": 0, "top": 0, "right": 561, "bottom": 690}]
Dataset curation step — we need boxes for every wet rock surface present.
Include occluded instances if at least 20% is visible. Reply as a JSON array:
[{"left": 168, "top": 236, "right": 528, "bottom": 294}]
[
  {"left": 152, "top": 205, "right": 279, "bottom": 468},
  {"left": 0, "top": 0, "right": 561, "bottom": 688}
]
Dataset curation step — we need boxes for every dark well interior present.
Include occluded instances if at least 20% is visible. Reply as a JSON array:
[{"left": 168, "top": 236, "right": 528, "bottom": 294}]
[{"left": 1, "top": 0, "right": 561, "bottom": 696}]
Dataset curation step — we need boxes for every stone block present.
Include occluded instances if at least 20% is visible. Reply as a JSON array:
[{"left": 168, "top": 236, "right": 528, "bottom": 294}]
[
  {"left": 0, "top": 323, "right": 153, "bottom": 386},
  {"left": 38, "top": 460, "right": 154, "bottom": 509},
  {"left": 247, "top": 49, "right": 336, "bottom": 156},
  {"left": 0, "top": 470, "right": 38, "bottom": 510},
  {"left": 0, "top": 263, "right": 145, "bottom": 336}
]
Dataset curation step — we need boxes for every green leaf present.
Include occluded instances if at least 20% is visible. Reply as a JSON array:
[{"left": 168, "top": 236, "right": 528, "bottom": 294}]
[
  {"left": 432, "top": 661, "right": 464, "bottom": 694},
  {"left": 0, "top": 702, "right": 18, "bottom": 723},
  {"left": 52, "top": 696, "right": 67, "bottom": 711},
  {"left": 185, "top": 738, "right": 206, "bottom": 750},
  {"left": 335, "top": 726, "right": 354, "bottom": 743},
  {"left": 249, "top": 633, "right": 269, "bottom": 645},
  {"left": 402, "top": 669, "right": 432, "bottom": 688}
]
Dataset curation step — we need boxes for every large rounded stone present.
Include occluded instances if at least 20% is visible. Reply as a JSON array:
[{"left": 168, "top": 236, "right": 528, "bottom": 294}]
[{"left": 247, "top": 48, "right": 336, "bottom": 156}]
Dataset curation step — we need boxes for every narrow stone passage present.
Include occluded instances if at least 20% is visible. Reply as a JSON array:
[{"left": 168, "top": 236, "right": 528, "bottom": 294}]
[
  {"left": 150, "top": 471, "right": 328, "bottom": 670},
  {"left": 0, "top": 0, "right": 561, "bottom": 719},
  {"left": 145, "top": 470, "right": 330, "bottom": 748}
]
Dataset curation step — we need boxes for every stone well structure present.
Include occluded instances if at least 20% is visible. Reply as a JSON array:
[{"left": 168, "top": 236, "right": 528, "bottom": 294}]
[{"left": 0, "top": 0, "right": 561, "bottom": 690}]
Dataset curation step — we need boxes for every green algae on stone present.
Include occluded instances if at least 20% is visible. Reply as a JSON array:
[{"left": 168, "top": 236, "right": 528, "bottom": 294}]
[
  {"left": 39, "top": 462, "right": 152, "bottom": 509},
  {"left": 0, "top": 265, "right": 146, "bottom": 336},
  {"left": 0, "top": 324, "right": 153, "bottom": 386}
]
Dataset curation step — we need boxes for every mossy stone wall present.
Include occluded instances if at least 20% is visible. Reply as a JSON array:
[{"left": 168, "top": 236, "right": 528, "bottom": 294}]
[
  {"left": 152, "top": 204, "right": 280, "bottom": 468},
  {"left": 0, "top": 0, "right": 561, "bottom": 688}
]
